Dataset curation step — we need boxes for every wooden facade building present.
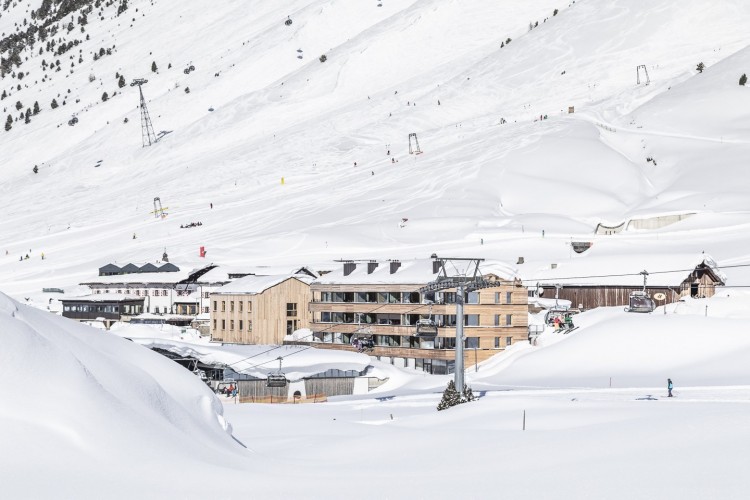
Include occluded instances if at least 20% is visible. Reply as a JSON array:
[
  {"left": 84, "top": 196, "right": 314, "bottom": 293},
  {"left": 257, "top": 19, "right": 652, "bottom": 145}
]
[
  {"left": 210, "top": 274, "right": 313, "bottom": 344},
  {"left": 529, "top": 255, "right": 725, "bottom": 311},
  {"left": 300, "top": 259, "right": 528, "bottom": 374}
]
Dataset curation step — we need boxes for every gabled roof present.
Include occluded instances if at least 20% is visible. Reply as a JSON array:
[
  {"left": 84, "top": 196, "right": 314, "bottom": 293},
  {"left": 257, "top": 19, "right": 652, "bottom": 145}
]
[
  {"left": 214, "top": 274, "right": 313, "bottom": 295},
  {"left": 120, "top": 263, "right": 141, "bottom": 274},
  {"left": 61, "top": 294, "right": 144, "bottom": 302},
  {"left": 98, "top": 263, "right": 122, "bottom": 273},
  {"left": 158, "top": 263, "right": 180, "bottom": 272},
  {"left": 139, "top": 263, "right": 159, "bottom": 273}
]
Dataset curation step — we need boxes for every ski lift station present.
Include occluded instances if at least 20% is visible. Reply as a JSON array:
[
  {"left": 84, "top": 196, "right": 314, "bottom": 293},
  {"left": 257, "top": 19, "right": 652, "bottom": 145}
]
[{"left": 523, "top": 253, "right": 725, "bottom": 312}]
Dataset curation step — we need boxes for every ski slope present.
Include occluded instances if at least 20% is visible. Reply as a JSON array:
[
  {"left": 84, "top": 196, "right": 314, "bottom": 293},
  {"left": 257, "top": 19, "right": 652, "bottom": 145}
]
[{"left": 1, "top": 0, "right": 750, "bottom": 297}]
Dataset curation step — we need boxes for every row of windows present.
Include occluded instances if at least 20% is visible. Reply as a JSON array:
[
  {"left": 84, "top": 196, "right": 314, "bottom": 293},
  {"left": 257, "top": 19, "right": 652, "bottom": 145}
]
[
  {"left": 314, "top": 332, "right": 514, "bottom": 349},
  {"left": 317, "top": 291, "right": 515, "bottom": 305},
  {"left": 63, "top": 304, "right": 143, "bottom": 314},
  {"left": 212, "top": 300, "right": 298, "bottom": 317},
  {"left": 213, "top": 319, "right": 252, "bottom": 331},
  {"left": 317, "top": 312, "right": 513, "bottom": 327},
  {"left": 93, "top": 289, "right": 211, "bottom": 298}
]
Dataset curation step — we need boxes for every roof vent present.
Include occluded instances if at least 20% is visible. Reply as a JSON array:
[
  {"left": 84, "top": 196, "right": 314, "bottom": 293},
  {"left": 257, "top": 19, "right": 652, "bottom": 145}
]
[
  {"left": 432, "top": 260, "right": 441, "bottom": 274},
  {"left": 343, "top": 262, "right": 356, "bottom": 276},
  {"left": 367, "top": 262, "right": 379, "bottom": 274},
  {"left": 390, "top": 261, "right": 401, "bottom": 274}
]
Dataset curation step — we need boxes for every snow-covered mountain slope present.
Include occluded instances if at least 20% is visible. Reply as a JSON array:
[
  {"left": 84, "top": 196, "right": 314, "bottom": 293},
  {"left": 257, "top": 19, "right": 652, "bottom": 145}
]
[
  {"left": 0, "top": 292, "right": 245, "bottom": 497},
  {"left": 2, "top": 0, "right": 750, "bottom": 297}
]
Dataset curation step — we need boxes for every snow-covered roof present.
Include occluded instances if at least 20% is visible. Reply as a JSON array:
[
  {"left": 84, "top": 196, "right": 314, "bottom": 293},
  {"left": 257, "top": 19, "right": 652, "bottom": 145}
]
[
  {"left": 214, "top": 274, "right": 313, "bottom": 295},
  {"left": 60, "top": 293, "right": 144, "bottom": 302},
  {"left": 521, "top": 253, "right": 726, "bottom": 288},
  {"left": 313, "top": 259, "right": 517, "bottom": 285}
]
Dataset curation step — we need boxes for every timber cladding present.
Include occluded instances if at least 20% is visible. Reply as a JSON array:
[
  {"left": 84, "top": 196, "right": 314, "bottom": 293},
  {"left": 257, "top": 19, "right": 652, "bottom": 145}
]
[{"left": 210, "top": 277, "right": 311, "bottom": 344}]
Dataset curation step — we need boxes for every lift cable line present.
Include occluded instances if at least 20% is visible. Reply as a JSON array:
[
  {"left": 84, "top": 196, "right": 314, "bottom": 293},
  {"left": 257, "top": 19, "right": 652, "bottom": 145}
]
[
  {"left": 519, "top": 261, "right": 749, "bottom": 285},
  {"left": 130, "top": 78, "right": 157, "bottom": 147}
]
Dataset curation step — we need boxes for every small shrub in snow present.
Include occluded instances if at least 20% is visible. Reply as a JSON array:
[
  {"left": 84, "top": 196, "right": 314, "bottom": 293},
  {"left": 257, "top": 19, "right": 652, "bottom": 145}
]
[
  {"left": 5, "top": 114, "right": 12, "bottom": 132},
  {"left": 696, "top": 62, "right": 705, "bottom": 73},
  {"left": 554, "top": 8, "right": 559, "bottom": 15},
  {"left": 89, "top": 73, "right": 95, "bottom": 82},
  {"left": 50, "top": 98, "right": 58, "bottom": 109},
  {"left": 101, "top": 92, "right": 109, "bottom": 102},
  {"left": 319, "top": 54, "right": 327, "bottom": 63},
  {"left": 151, "top": 61, "right": 158, "bottom": 73},
  {"left": 118, "top": 75, "right": 126, "bottom": 88},
  {"left": 740, "top": 74, "right": 747, "bottom": 86}
]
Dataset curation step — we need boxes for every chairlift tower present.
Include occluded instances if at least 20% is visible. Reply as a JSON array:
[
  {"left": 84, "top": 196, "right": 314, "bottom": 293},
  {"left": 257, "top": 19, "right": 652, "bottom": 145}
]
[
  {"left": 636, "top": 65, "right": 650, "bottom": 85},
  {"left": 420, "top": 256, "right": 494, "bottom": 393},
  {"left": 408, "top": 133, "right": 422, "bottom": 154},
  {"left": 130, "top": 78, "right": 157, "bottom": 147}
]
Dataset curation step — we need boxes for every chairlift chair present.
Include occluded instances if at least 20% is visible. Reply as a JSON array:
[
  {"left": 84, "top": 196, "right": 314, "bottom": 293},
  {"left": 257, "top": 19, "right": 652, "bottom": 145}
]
[
  {"left": 625, "top": 291, "right": 655, "bottom": 313},
  {"left": 266, "top": 356, "right": 288, "bottom": 387}
]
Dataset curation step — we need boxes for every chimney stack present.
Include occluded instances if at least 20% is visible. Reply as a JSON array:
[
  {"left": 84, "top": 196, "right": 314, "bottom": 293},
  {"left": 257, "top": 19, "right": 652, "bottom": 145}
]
[
  {"left": 390, "top": 261, "right": 401, "bottom": 274},
  {"left": 367, "top": 261, "right": 379, "bottom": 274},
  {"left": 343, "top": 262, "right": 356, "bottom": 276}
]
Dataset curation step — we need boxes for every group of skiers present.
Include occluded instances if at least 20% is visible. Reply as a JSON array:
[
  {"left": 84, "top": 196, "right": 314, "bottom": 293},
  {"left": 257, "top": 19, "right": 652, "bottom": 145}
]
[
  {"left": 180, "top": 222, "right": 203, "bottom": 229},
  {"left": 15, "top": 249, "right": 43, "bottom": 261},
  {"left": 351, "top": 336, "right": 374, "bottom": 352},
  {"left": 220, "top": 384, "right": 237, "bottom": 398}
]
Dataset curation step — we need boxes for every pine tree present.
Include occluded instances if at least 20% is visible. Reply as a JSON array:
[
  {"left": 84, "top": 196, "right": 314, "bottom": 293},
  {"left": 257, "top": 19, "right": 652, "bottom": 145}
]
[
  {"left": 5, "top": 114, "right": 12, "bottom": 132},
  {"left": 437, "top": 380, "right": 462, "bottom": 411},
  {"left": 33, "top": 101, "right": 40, "bottom": 115},
  {"left": 740, "top": 73, "right": 748, "bottom": 86},
  {"left": 118, "top": 75, "right": 126, "bottom": 88},
  {"left": 24, "top": 109, "right": 30, "bottom": 124},
  {"left": 696, "top": 62, "right": 705, "bottom": 73},
  {"left": 101, "top": 92, "right": 109, "bottom": 102},
  {"left": 51, "top": 98, "right": 58, "bottom": 109},
  {"left": 462, "top": 384, "right": 475, "bottom": 402},
  {"left": 1, "top": 90, "right": 6, "bottom": 100},
  {"left": 15, "top": 100, "right": 23, "bottom": 111},
  {"left": 151, "top": 61, "right": 158, "bottom": 73}
]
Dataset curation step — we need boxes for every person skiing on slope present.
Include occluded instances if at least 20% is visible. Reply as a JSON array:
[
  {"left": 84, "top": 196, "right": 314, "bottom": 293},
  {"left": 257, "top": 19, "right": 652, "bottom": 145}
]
[{"left": 667, "top": 378, "right": 674, "bottom": 397}]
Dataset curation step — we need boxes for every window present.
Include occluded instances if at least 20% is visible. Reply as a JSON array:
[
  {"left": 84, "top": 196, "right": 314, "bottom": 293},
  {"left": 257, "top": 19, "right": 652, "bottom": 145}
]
[
  {"left": 466, "top": 337, "right": 479, "bottom": 349},
  {"left": 287, "top": 303, "right": 298, "bottom": 317},
  {"left": 239, "top": 301, "right": 243, "bottom": 313},
  {"left": 506, "top": 336, "right": 512, "bottom": 346},
  {"left": 465, "top": 314, "right": 480, "bottom": 326},
  {"left": 221, "top": 319, "right": 226, "bottom": 330},
  {"left": 494, "top": 292, "right": 501, "bottom": 304},
  {"left": 221, "top": 301, "right": 226, "bottom": 312},
  {"left": 467, "top": 292, "right": 480, "bottom": 304},
  {"left": 189, "top": 305, "right": 196, "bottom": 315},
  {"left": 321, "top": 312, "right": 332, "bottom": 322},
  {"left": 203, "top": 292, "right": 209, "bottom": 299},
  {"left": 144, "top": 290, "right": 149, "bottom": 296},
  {"left": 494, "top": 337, "right": 501, "bottom": 348},
  {"left": 117, "top": 290, "right": 122, "bottom": 294},
  {"left": 506, "top": 314, "right": 512, "bottom": 326},
  {"left": 213, "top": 319, "right": 217, "bottom": 329},
  {"left": 135, "top": 290, "right": 140, "bottom": 296},
  {"left": 213, "top": 300, "right": 217, "bottom": 312},
  {"left": 203, "top": 306, "right": 209, "bottom": 314},
  {"left": 506, "top": 291, "right": 513, "bottom": 304},
  {"left": 96, "top": 290, "right": 101, "bottom": 294},
  {"left": 239, "top": 320, "right": 243, "bottom": 330},
  {"left": 494, "top": 315, "right": 501, "bottom": 326},
  {"left": 230, "top": 301, "right": 234, "bottom": 312},
  {"left": 163, "top": 290, "right": 169, "bottom": 296},
  {"left": 154, "top": 307, "right": 159, "bottom": 314},
  {"left": 230, "top": 320, "right": 234, "bottom": 330}
]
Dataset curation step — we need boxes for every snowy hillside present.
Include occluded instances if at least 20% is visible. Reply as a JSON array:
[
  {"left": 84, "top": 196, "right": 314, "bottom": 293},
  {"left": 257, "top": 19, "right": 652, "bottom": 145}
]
[
  {"left": 0, "top": 292, "right": 246, "bottom": 497},
  {"left": 1, "top": 0, "right": 750, "bottom": 297}
]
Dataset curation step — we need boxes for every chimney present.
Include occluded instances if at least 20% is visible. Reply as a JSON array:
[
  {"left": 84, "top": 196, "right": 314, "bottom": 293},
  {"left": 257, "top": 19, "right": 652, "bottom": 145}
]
[
  {"left": 390, "top": 261, "right": 401, "bottom": 274},
  {"left": 343, "top": 262, "right": 356, "bottom": 276},
  {"left": 367, "top": 262, "right": 379, "bottom": 274},
  {"left": 432, "top": 260, "right": 441, "bottom": 274}
]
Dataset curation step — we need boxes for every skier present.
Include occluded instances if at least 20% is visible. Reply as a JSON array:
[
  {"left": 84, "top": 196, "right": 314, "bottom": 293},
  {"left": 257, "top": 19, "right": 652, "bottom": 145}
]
[
  {"left": 667, "top": 378, "right": 674, "bottom": 397},
  {"left": 210, "top": 202, "right": 213, "bottom": 209},
  {"left": 132, "top": 233, "right": 137, "bottom": 239}
]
